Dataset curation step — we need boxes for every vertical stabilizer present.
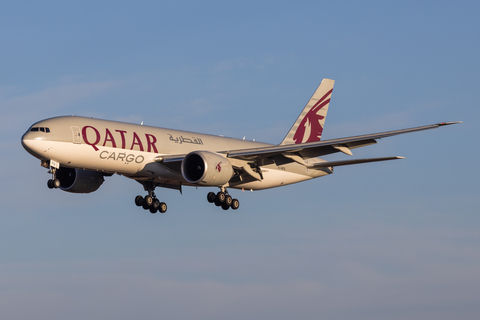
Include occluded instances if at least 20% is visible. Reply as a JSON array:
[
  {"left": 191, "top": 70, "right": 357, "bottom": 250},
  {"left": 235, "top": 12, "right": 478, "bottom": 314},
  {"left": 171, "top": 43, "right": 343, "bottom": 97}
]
[{"left": 280, "top": 79, "right": 334, "bottom": 145}]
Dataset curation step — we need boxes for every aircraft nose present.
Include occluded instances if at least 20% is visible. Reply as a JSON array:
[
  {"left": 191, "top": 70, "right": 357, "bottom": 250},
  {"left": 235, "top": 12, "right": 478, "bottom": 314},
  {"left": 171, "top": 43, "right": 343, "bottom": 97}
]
[{"left": 21, "top": 132, "right": 37, "bottom": 154}]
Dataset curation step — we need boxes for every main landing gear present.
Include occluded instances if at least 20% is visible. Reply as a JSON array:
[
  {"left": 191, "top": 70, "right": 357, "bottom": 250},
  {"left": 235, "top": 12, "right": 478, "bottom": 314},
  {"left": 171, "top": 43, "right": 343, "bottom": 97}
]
[
  {"left": 135, "top": 183, "right": 167, "bottom": 214},
  {"left": 207, "top": 190, "right": 239, "bottom": 210}
]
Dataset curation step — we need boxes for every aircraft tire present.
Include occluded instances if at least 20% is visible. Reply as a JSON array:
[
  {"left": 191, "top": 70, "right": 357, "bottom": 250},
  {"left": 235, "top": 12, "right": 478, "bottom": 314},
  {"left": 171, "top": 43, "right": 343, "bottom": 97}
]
[
  {"left": 159, "top": 202, "right": 167, "bottom": 213},
  {"left": 142, "top": 201, "right": 150, "bottom": 210},
  {"left": 216, "top": 192, "right": 226, "bottom": 203},
  {"left": 53, "top": 178, "right": 61, "bottom": 188},
  {"left": 47, "top": 179, "right": 54, "bottom": 189},
  {"left": 222, "top": 203, "right": 230, "bottom": 210},
  {"left": 207, "top": 192, "right": 216, "bottom": 203},
  {"left": 149, "top": 207, "right": 157, "bottom": 214},
  {"left": 225, "top": 195, "right": 233, "bottom": 206},
  {"left": 153, "top": 199, "right": 160, "bottom": 210},
  {"left": 231, "top": 199, "right": 240, "bottom": 210},
  {"left": 144, "top": 195, "right": 153, "bottom": 206},
  {"left": 135, "top": 195, "right": 144, "bottom": 206}
]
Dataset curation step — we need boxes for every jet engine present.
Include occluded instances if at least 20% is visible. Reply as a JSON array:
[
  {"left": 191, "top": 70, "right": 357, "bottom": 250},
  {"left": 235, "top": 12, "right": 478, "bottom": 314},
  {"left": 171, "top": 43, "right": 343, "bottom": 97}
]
[
  {"left": 56, "top": 167, "right": 105, "bottom": 193},
  {"left": 181, "top": 151, "right": 234, "bottom": 186}
]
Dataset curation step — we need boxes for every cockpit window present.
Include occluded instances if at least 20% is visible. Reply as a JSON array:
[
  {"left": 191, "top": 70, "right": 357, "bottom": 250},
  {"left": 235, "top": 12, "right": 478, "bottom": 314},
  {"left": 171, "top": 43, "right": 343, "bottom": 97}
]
[{"left": 30, "top": 127, "right": 50, "bottom": 133}]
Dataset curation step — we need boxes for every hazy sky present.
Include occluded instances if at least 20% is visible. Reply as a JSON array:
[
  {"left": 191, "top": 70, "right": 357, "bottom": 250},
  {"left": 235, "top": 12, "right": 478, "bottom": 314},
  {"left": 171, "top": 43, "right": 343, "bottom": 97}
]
[{"left": 1, "top": 1, "right": 479, "bottom": 319}]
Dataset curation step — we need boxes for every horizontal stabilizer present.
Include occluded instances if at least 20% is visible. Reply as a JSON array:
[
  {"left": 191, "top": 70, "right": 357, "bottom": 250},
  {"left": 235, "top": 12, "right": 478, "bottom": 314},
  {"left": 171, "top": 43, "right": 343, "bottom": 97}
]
[{"left": 309, "top": 156, "right": 405, "bottom": 168}]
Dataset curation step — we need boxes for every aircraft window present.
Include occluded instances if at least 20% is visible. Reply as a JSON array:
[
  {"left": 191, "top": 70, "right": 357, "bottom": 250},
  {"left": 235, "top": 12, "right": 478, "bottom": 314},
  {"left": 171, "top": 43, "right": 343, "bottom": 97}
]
[{"left": 29, "top": 127, "right": 50, "bottom": 133}]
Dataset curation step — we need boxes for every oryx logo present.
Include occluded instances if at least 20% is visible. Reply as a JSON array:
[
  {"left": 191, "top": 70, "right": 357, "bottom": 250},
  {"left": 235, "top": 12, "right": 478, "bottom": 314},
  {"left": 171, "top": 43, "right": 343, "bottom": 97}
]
[
  {"left": 293, "top": 89, "right": 332, "bottom": 144},
  {"left": 215, "top": 161, "right": 222, "bottom": 172}
]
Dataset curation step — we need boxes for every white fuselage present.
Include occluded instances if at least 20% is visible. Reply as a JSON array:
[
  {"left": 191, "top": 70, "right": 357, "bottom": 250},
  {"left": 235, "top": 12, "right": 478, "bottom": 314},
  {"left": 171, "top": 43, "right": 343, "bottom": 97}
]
[{"left": 21, "top": 116, "right": 331, "bottom": 190}]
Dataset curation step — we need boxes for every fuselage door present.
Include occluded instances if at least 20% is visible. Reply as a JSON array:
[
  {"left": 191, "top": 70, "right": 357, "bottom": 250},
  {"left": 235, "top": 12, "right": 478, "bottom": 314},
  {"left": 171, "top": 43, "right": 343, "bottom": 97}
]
[{"left": 71, "top": 126, "right": 82, "bottom": 144}]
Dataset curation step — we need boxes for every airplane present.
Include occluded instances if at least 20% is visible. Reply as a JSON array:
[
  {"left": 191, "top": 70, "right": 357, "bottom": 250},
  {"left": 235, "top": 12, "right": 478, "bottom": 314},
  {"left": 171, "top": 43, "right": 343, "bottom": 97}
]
[{"left": 21, "top": 79, "right": 461, "bottom": 213}]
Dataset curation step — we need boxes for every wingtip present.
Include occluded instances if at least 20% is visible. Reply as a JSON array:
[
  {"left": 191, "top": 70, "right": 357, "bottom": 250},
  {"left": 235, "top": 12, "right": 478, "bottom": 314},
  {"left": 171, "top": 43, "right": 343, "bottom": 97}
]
[{"left": 439, "top": 121, "right": 462, "bottom": 126}]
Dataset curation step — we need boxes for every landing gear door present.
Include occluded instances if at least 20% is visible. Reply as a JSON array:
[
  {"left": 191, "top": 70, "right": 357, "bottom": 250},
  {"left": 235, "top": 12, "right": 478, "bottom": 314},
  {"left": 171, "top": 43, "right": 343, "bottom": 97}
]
[{"left": 71, "top": 126, "right": 81, "bottom": 144}]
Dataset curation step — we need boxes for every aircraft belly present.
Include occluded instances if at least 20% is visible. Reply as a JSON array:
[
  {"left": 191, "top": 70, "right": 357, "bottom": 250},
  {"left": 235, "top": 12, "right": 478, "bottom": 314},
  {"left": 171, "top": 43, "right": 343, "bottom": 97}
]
[
  {"left": 134, "top": 162, "right": 184, "bottom": 181},
  {"left": 231, "top": 168, "right": 317, "bottom": 190},
  {"left": 32, "top": 140, "right": 147, "bottom": 174},
  {"left": 28, "top": 138, "right": 332, "bottom": 190}
]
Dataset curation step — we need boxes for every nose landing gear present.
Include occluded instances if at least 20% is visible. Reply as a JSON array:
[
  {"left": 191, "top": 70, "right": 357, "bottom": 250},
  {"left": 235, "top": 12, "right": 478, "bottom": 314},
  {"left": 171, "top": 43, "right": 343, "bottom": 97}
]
[
  {"left": 207, "top": 190, "right": 239, "bottom": 210},
  {"left": 47, "top": 168, "right": 60, "bottom": 189}
]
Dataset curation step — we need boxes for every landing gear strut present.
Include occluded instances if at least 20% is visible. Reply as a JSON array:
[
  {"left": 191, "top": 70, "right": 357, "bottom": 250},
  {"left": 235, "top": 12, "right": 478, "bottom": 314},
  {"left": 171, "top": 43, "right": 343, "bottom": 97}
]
[
  {"left": 207, "top": 189, "right": 239, "bottom": 210},
  {"left": 135, "top": 182, "right": 167, "bottom": 214}
]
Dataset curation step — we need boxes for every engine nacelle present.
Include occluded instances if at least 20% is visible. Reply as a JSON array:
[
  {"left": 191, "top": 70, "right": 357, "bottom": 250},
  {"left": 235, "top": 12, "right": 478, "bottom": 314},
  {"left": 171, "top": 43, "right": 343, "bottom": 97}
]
[
  {"left": 181, "top": 151, "right": 234, "bottom": 186},
  {"left": 56, "top": 167, "right": 105, "bottom": 193}
]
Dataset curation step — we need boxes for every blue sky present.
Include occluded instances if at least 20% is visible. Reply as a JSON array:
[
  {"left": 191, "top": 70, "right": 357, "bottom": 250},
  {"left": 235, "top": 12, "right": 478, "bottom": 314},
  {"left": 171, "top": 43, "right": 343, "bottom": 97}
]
[{"left": 1, "top": 1, "right": 479, "bottom": 319}]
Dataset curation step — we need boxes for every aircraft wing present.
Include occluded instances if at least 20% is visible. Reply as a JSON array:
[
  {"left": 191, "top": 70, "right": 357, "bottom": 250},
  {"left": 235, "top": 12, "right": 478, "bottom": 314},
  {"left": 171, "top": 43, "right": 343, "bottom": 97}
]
[
  {"left": 225, "top": 121, "right": 461, "bottom": 160},
  {"left": 156, "top": 121, "right": 461, "bottom": 165}
]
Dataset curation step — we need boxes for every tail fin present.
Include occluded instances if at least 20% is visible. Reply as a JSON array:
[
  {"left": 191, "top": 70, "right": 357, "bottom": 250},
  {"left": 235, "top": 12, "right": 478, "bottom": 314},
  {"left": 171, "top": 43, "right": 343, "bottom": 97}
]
[{"left": 280, "top": 79, "right": 335, "bottom": 145}]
